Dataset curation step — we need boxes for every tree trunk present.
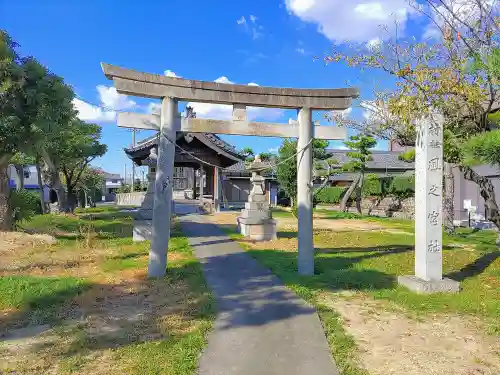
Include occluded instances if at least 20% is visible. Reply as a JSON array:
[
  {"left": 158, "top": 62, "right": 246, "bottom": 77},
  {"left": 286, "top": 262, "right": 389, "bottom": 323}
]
[
  {"left": 443, "top": 162, "right": 455, "bottom": 234},
  {"left": 14, "top": 164, "right": 24, "bottom": 191},
  {"left": 40, "top": 148, "right": 69, "bottom": 213},
  {"left": 35, "top": 160, "right": 46, "bottom": 214},
  {"left": 67, "top": 185, "right": 77, "bottom": 213},
  {"left": 84, "top": 190, "right": 88, "bottom": 208},
  {"left": 53, "top": 177, "right": 69, "bottom": 213},
  {"left": 355, "top": 171, "right": 365, "bottom": 214},
  {"left": 340, "top": 174, "right": 361, "bottom": 212},
  {"left": 459, "top": 165, "right": 500, "bottom": 244},
  {"left": 0, "top": 155, "right": 13, "bottom": 231}
]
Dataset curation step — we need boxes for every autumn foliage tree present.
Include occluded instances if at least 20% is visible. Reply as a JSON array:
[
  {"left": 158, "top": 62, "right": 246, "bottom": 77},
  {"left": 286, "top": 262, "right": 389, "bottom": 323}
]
[{"left": 329, "top": 0, "right": 500, "bottom": 237}]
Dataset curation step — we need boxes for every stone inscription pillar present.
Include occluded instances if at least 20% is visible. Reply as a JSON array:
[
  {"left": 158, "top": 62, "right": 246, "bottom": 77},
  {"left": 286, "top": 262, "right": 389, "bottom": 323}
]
[
  {"left": 297, "top": 107, "right": 314, "bottom": 276},
  {"left": 398, "top": 112, "right": 459, "bottom": 293},
  {"left": 149, "top": 97, "right": 177, "bottom": 278}
]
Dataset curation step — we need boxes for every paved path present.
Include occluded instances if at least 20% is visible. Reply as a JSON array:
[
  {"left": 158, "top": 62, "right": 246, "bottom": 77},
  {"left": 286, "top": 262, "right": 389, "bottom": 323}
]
[{"left": 175, "top": 203, "right": 339, "bottom": 375}]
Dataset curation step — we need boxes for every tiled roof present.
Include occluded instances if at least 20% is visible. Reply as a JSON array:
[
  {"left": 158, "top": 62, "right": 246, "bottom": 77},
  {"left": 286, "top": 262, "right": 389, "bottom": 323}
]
[
  {"left": 224, "top": 160, "right": 275, "bottom": 174},
  {"left": 326, "top": 150, "right": 414, "bottom": 170},
  {"left": 224, "top": 150, "right": 414, "bottom": 173},
  {"left": 100, "top": 171, "right": 122, "bottom": 180},
  {"left": 124, "top": 132, "right": 245, "bottom": 160}
]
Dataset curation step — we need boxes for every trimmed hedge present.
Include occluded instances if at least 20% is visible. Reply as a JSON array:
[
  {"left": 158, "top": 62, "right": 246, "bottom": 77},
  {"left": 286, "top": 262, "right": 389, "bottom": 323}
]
[
  {"left": 389, "top": 175, "right": 415, "bottom": 198},
  {"left": 314, "top": 174, "right": 415, "bottom": 204},
  {"left": 315, "top": 186, "right": 346, "bottom": 204}
]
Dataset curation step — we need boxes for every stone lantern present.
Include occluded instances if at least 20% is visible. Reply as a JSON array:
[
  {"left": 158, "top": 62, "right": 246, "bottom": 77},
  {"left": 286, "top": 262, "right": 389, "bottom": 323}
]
[{"left": 236, "top": 155, "right": 277, "bottom": 241}]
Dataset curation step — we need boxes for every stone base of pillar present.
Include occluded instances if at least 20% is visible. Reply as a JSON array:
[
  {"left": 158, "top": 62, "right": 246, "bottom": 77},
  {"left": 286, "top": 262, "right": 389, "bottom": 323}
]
[
  {"left": 398, "top": 275, "right": 460, "bottom": 294},
  {"left": 237, "top": 217, "right": 277, "bottom": 241},
  {"left": 133, "top": 219, "right": 152, "bottom": 242}
]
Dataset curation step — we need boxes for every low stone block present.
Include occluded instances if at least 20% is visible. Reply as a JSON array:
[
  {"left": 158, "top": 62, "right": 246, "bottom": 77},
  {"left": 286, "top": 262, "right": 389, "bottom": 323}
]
[
  {"left": 398, "top": 275, "right": 460, "bottom": 294},
  {"left": 237, "top": 217, "right": 277, "bottom": 241},
  {"left": 133, "top": 220, "right": 152, "bottom": 242},
  {"left": 239, "top": 209, "right": 271, "bottom": 220},
  {"left": 245, "top": 201, "right": 269, "bottom": 211},
  {"left": 248, "top": 194, "right": 266, "bottom": 203}
]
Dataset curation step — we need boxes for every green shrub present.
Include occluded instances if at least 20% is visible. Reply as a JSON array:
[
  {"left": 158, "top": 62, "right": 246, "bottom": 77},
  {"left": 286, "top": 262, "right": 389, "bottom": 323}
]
[
  {"left": 10, "top": 189, "right": 42, "bottom": 223},
  {"left": 315, "top": 186, "right": 346, "bottom": 204},
  {"left": 389, "top": 175, "right": 415, "bottom": 198},
  {"left": 362, "top": 174, "right": 382, "bottom": 197}
]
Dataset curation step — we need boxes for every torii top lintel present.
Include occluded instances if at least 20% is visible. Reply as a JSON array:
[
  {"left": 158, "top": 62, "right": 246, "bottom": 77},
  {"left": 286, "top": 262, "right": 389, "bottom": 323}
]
[{"left": 101, "top": 63, "right": 359, "bottom": 110}]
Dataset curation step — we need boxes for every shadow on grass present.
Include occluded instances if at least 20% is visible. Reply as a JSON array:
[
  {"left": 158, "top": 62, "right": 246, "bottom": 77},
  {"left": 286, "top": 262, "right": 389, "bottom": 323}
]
[
  {"left": 446, "top": 250, "right": 500, "bottom": 282},
  {"left": 1, "top": 260, "right": 215, "bottom": 363}
]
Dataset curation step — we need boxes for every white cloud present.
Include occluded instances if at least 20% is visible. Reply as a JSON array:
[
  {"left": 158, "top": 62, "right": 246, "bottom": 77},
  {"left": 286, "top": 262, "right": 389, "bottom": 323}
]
[
  {"left": 148, "top": 102, "right": 161, "bottom": 114},
  {"left": 188, "top": 76, "right": 283, "bottom": 121},
  {"left": 285, "top": 0, "right": 413, "bottom": 42},
  {"left": 97, "top": 85, "right": 136, "bottom": 111},
  {"left": 296, "top": 47, "right": 306, "bottom": 54},
  {"left": 330, "top": 107, "right": 352, "bottom": 120},
  {"left": 268, "top": 147, "right": 279, "bottom": 153},
  {"left": 252, "top": 27, "right": 264, "bottom": 40},
  {"left": 215, "top": 76, "right": 233, "bottom": 84},
  {"left": 73, "top": 85, "right": 136, "bottom": 122},
  {"left": 164, "top": 69, "right": 180, "bottom": 78},
  {"left": 366, "top": 37, "right": 382, "bottom": 50},
  {"left": 73, "top": 98, "right": 116, "bottom": 122},
  {"left": 238, "top": 14, "right": 264, "bottom": 39}
]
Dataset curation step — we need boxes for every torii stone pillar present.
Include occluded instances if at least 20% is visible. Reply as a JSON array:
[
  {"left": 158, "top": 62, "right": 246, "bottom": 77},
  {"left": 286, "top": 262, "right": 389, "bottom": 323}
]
[
  {"left": 297, "top": 107, "right": 314, "bottom": 275},
  {"left": 398, "top": 112, "right": 460, "bottom": 293},
  {"left": 149, "top": 97, "right": 177, "bottom": 278}
]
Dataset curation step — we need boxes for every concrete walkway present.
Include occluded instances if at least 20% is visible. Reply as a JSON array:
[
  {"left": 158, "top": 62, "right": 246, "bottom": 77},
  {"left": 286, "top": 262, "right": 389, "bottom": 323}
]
[{"left": 175, "top": 203, "right": 339, "bottom": 375}]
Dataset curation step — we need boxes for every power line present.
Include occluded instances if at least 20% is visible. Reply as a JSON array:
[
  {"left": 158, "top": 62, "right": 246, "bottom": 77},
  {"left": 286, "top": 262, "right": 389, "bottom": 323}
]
[{"left": 75, "top": 96, "right": 315, "bottom": 171}]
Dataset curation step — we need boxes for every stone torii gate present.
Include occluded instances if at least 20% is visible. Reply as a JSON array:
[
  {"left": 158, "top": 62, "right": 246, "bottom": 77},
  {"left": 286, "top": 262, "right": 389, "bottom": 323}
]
[{"left": 102, "top": 63, "right": 359, "bottom": 278}]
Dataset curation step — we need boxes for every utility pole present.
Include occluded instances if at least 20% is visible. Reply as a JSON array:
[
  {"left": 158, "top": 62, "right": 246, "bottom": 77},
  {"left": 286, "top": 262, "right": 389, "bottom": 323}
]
[
  {"left": 124, "top": 163, "right": 127, "bottom": 187},
  {"left": 131, "top": 129, "right": 136, "bottom": 192}
]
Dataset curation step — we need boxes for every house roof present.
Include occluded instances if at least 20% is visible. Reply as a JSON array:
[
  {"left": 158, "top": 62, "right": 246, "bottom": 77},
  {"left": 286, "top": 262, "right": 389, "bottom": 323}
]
[
  {"left": 124, "top": 132, "right": 245, "bottom": 162},
  {"left": 223, "top": 160, "right": 275, "bottom": 175},
  {"left": 326, "top": 149, "right": 414, "bottom": 170},
  {"left": 98, "top": 171, "right": 122, "bottom": 180}
]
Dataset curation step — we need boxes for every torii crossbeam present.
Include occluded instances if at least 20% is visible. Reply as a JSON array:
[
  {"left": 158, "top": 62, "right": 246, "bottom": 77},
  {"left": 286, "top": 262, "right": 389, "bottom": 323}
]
[{"left": 102, "top": 62, "right": 359, "bottom": 278}]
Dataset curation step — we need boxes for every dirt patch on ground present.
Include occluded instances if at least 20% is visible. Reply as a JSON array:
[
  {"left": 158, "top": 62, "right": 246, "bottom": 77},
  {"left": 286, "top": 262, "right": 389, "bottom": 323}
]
[
  {"left": 208, "top": 212, "right": 411, "bottom": 238},
  {"left": 322, "top": 295, "right": 500, "bottom": 375},
  {"left": 0, "top": 231, "right": 57, "bottom": 252},
  {"left": 279, "top": 217, "right": 386, "bottom": 232},
  {"left": 1, "top": 277, "right": 203, "bottom": 374}
]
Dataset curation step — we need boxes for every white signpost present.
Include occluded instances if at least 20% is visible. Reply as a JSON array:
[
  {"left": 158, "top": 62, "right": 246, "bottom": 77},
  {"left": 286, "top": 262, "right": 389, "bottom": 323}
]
[{"left": 102, "top": 63, "right": 358, "bottom": 277}]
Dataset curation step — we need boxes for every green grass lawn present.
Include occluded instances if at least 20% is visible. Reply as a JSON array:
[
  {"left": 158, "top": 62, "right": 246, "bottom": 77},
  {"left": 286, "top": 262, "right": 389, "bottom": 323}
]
[
  {"left": 221, "top": 212, "right": 500, "bottom": 375},
  {"left": 0, "top": 206, "right": 214, "bottom": 375}
]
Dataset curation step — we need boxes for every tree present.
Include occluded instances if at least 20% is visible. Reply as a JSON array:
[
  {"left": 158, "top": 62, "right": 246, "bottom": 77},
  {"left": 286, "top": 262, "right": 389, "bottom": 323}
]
[
  {"left": 329, "top": 0, "right": 500, "bottom": 237},
  {"left": 276, "top": 138, "right": 334, "bottom": 212},
  {"left": 258, "top": 152, "right": 276, "bottom": 161},
  {"left": 74, "top": 167, "right": 105, "bottom": 208},
  {"left": 0, "top": 30, "right": 24, "bottom": 230},
  {"left": 0, "top": 31, "right": 75, "bottom": 229},
  {"left": 340, "top": 135, "right": 377, "bottom": 213},
  {"left": 49, "top": 119, "right": 107, "bottom": 212},
  {"left": 241, "top": 147, "right": 255, "bottom": 162}
]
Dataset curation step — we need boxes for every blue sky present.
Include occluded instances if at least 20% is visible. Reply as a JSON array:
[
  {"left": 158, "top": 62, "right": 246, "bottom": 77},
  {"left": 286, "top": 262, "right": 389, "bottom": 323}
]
[{"left": 1, "top": 0, "right": 433, "bottom": 176}]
